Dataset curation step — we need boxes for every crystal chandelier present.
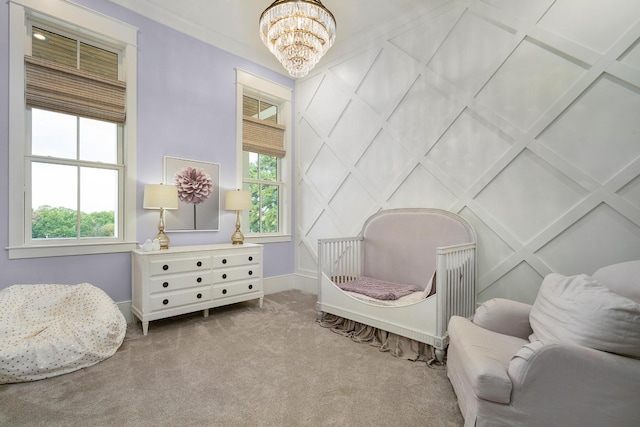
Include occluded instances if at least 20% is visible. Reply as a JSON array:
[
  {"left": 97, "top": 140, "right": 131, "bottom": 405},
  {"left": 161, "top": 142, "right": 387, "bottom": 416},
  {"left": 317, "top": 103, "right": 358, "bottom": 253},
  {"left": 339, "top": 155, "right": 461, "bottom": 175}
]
[{"left": 259, "top": 0, "right": 336, "bottom": 78}]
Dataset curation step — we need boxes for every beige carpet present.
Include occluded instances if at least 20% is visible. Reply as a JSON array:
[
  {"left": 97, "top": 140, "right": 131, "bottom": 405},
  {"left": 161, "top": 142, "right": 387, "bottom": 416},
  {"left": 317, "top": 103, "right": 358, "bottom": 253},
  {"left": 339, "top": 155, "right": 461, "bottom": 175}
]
[{"left": 0, "top": 290, "right": 464, "bottom": 426}]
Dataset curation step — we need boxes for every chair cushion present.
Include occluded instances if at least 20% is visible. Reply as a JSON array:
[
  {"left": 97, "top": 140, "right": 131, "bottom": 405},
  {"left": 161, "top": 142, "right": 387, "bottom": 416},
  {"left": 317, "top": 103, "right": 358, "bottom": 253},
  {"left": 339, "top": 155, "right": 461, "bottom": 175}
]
[
  {"left": 530, "top": 273, "right": 640, "bottom": 358},
  {"left": 448, "top": 316, "right": 528, "bottom": 404}
]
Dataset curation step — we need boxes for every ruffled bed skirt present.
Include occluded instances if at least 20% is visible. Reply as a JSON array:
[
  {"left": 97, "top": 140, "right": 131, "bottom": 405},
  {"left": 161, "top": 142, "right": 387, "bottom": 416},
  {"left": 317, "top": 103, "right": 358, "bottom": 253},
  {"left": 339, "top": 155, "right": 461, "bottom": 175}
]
[{"left": 318, "top": 313, "right": 444, "bottom": 368}]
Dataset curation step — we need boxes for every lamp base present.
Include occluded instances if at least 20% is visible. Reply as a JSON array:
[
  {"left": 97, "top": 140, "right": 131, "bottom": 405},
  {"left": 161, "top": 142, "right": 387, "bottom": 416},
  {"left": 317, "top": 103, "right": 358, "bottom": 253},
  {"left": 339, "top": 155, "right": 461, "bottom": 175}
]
[
  {"left": 231, "top": 229, "right": 244, "bottom": 245},
  {"left": 155, "top": 230, "right": 170, "bottom": 250},
  {"left": 231, "top": 209, "right": 245, "bottom": 245}
]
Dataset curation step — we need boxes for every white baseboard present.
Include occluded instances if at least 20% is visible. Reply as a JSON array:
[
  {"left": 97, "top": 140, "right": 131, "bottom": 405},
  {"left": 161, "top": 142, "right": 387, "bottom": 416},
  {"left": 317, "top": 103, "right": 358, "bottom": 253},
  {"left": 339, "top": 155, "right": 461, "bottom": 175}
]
[
  {"left": 292, "top": 272, "right": 317, "bottom": 294},
  {"left": 118, "top": 273, "right": 317, "bottom": 323},
  {"left": 263, "top": 274, "right": 294, "bottom": 295}
]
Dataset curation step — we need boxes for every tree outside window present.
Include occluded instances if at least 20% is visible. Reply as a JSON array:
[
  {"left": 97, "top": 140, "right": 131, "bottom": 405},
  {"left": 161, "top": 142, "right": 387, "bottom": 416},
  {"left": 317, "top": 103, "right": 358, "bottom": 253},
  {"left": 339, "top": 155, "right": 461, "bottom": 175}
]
[{"left": 246, "top": 153, "right": 279, "bottom": 234}]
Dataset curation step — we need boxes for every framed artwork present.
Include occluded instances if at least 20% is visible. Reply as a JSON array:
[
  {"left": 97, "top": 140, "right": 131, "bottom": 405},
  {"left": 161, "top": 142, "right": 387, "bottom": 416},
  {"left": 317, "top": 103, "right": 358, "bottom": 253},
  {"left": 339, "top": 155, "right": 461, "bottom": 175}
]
[{"left": 163, "top": 156, "right": 220, "bottom": 231}]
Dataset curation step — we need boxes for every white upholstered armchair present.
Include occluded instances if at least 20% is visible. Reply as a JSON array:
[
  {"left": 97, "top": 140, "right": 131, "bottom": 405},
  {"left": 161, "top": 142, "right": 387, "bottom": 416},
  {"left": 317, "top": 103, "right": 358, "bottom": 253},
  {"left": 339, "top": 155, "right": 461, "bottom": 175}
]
[{"left": 446, "top": 260, "right": 640, "bottom": 427}]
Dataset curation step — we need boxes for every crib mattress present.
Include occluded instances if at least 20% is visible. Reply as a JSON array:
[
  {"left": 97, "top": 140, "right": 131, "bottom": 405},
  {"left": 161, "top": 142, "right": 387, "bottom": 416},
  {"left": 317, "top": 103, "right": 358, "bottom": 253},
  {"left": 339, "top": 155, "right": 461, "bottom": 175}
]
[{"left": 343, "top": 289, "right": 429, "bottom": 306}]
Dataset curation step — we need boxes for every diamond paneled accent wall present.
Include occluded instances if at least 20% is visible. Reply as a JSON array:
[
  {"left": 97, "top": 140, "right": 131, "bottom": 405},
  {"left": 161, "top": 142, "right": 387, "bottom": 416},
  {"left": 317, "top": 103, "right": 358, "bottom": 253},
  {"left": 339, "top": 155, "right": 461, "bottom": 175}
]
[{"left": 295, "top": 0, "right": 640, "bottom": 303}]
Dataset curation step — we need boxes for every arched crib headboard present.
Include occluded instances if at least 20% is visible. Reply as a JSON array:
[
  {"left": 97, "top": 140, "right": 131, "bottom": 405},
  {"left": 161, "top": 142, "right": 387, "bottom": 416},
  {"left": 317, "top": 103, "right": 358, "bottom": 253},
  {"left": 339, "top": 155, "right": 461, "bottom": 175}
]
[{"left": 362, "top": 209, "right": 476, "bottom": 290}]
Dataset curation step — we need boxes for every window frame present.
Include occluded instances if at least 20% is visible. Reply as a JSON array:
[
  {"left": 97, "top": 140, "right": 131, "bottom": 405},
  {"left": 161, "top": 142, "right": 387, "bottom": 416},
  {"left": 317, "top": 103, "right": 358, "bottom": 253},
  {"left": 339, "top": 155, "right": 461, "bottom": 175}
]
[
  {"left": 26, "top": 108, "right": 124, "bottom": 244},
  {"left": 243, "top": 151, "right": 282, "bottom": 234},
  {"left": 235, "top": 69, "right": 292, "bottom": 243},
  {"left": 8, "top": 0, "right": 138, "bottom": 259}
]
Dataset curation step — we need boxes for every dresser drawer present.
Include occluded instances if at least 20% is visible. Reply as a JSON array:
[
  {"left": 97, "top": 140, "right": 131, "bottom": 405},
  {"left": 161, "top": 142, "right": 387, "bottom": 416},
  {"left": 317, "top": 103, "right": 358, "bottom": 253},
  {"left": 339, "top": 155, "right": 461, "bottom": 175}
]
[
  {"left": 213, "top": 279, "right": 261, "bottom": 299},
  {"left": 214, "top": 265, "right": 259, "bottom": 283},
  {"left": 150, "top": 286, "right": 211, "bottom": 311},
  {"left": 149, "top": 255, "right": 212, "bottom": 276},
  {"left": 212, "top": 251, "right": 260, "bottom": 268},
  {"left": 150, "top": 271, "right": 213, "bottom": 294}
]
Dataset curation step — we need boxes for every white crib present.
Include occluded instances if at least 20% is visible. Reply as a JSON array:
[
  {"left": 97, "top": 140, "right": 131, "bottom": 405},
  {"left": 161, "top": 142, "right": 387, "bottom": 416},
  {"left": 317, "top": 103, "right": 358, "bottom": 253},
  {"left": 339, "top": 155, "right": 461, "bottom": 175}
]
[{"left": 317, "top": 208, "right": 476, "bottom": 362}]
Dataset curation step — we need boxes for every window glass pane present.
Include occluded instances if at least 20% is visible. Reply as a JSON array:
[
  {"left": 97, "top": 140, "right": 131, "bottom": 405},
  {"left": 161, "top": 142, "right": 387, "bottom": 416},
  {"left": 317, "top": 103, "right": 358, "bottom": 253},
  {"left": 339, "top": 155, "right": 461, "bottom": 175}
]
[
  {"left": 248, "top": 183, "right": 260, "bottom": 233},
  {"left": 31, "top": 162, "right": 78, "bottom": 239},
  {"left": 80, "top": 167, "right": 117, "bottom": 238},
  {"left": 79, "top": 117, "right": 117, "bottom": 163},
  {"left": 247, "top": 152, "right": 259, "bottom": 179},
  {"left": 31, "top": 108, "right": 77, "bottom": 159},
  {"left": 259, "top": 101, "right": 278, "bottom": 123},
  {"left": 258, "top": 154, "right": 277, "bottom": 182},
  {"left": 260, "top": 184, "right": 279, "bottom": 233},
  {"left": 243, "top": 96, "right": 278, "bottom": 123},
  {"left": 80, "top": 42, "right": 118, "bottom": 79},
  {"left": 32, "top": 27, "right": 77, "bottom": 68},
  {"left": 247, "top": 183, "right": 279, "bottom": 234},
  {"left": 244, "top": 153, "right": 277, "bottom": 181}
]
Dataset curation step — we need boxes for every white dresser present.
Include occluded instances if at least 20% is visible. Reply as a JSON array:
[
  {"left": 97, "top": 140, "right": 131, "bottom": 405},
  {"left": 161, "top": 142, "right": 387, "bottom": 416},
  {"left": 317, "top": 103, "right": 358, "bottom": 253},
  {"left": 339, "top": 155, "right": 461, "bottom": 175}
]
[{"left": 131, "top": 243, "right": 263, "bottom": 335}]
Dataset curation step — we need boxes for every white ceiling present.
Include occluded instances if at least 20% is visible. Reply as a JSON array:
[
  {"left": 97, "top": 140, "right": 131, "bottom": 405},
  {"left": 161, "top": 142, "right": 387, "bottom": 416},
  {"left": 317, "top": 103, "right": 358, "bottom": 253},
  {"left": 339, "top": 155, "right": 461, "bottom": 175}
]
[{"left": 108, "top": 0, "right": 449, "bottom": 77}]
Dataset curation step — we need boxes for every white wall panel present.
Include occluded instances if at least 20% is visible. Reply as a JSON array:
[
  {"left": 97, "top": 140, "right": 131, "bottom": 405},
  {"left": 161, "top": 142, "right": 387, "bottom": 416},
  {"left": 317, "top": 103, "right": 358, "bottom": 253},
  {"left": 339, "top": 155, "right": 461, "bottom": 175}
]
[
  {"left": 305, "top": 145, "right": 347, "bottom": 201},
  {"left": 478, "top": 0, "right": 553, "bottom": 24},
  {"left": 387, "top": 75, "right": 457, "bottom": 154},
  {"left": 427, "top": 10, "right": 516, "bottom": 95},
  {"left": 476, "top": 39, "right": 586, "bottom": 131},
  {"left": 329, "top": 175, "right": 378, "bottom": 235},
  {"left": 387, "top": 165, "right": 458, "bottom": 209},
  {"left": 356, "top": 46, "right": 422, "bottom": 116},
  {"left": 458, "top": 207, "right": 514, "bottom": 279},
  {"left": 537, "top": 0, "right": 640, "bottom": 54},
  {"left": 475, "top": 150, "right": 588, "bottom": 243},
  {"left": 536, "top": 204, "right": 640, "bottom": 273},
  {"left": 297, "top": 118, "right": 323, "bottom": 173},
  {"left": 426, "top": 109, "right": 512, "bottom": 191},
  {"left": 328, "top": 48, "right": 379, "bottom": 91},
  {"left": 356, "top": 131, "right": 413, "bottom": 193},
  {"left": 389, "top": 7, "right": 460, "bottom": 63},
  {"left": 620, "top": 39, "right": 640, "bottom": 69},
  {"left": 295, "top": 0, "right": 640, "bottom": 304},
  {"left": 619, "top": 176, "right": 640, "bottom": 209},
  {"left": 329, "top": 100, "right": 381, "bottom": 163},
  {"left": 537, "top": 74, "right": 640, "bottom": 184},
  {"left": 481, "top": 261, "right": 544, "bottom": 303},
  {"left": 305, "top": 75, "right": 350, "bottom": 135}
]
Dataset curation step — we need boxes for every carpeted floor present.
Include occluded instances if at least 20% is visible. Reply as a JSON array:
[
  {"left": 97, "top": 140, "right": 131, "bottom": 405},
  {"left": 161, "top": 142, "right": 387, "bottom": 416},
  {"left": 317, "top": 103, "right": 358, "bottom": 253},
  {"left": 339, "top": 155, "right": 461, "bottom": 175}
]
[{"left": 0, "top": 290, "right": 464, "bottom": 426}]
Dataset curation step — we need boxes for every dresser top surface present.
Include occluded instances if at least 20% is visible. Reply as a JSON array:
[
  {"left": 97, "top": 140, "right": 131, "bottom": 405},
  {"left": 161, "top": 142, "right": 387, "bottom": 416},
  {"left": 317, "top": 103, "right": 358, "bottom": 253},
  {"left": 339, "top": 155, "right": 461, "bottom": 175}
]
[{"left": 132, "top": 243, "right": 262, "bottom": 256}]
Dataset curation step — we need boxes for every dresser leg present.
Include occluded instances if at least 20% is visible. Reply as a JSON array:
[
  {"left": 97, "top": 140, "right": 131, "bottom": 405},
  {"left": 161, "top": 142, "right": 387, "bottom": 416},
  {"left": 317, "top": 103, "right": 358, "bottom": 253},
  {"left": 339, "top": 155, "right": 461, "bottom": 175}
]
[
  {"left": 203, "top": 308, "right": 209, "bottom": 318},
  {"left": 142, "top": 321, "right": 149, "bottom": 336},
  {"left": 259, "top": 297, "right": 264, "bottom": 308}
]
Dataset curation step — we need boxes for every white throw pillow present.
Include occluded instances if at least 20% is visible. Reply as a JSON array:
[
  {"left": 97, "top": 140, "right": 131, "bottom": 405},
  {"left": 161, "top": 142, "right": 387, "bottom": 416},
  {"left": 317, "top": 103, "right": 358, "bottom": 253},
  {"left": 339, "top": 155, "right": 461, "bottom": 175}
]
[
  {"left": 591, "top": 261, "right": 640, "bottom": 303},
  {"left": 529, "top": 273, "right": 640, "bottom": 359}
]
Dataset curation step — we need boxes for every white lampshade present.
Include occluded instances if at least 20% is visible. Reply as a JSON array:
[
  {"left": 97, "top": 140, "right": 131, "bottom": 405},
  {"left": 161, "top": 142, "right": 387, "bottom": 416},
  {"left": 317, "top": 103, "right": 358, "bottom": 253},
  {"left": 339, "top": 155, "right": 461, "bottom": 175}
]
[
  {"left": 143, "top": 184, "right": 179, "bottom": 210},
  {"left": 225, "top": 190, "right": 251, "bottom": 211}
]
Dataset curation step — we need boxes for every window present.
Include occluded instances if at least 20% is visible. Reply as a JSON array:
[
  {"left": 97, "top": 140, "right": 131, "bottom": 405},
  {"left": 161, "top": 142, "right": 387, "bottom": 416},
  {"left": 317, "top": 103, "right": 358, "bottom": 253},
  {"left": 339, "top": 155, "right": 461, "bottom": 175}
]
[
  {"left": 236, "top": 70, "right": 292, "bottom": 242},
  {"left": 8, "top": 0, "right": 138, "bottom": 259},
  {"left": 29, "top": 109, "right": 121, "bottom": 241}
]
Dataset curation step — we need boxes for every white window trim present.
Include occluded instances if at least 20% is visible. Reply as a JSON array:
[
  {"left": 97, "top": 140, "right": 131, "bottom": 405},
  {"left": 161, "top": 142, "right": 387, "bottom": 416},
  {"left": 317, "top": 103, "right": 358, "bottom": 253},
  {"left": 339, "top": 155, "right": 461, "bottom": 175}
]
[
  {"left": 8, "top": 0, "right": 138, "bottom": 259},
  {"left": 235, "top": 69, "right": 292, "bottom": 243}
]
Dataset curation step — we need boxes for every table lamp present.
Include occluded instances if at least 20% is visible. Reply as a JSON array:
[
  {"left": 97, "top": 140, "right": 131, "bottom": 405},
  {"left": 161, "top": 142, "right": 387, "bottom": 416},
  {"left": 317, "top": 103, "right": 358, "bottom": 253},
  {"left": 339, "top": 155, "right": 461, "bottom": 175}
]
[
  {"left": 143, "top": 183, "right": 179, "bottom": 249},
  {"left": 225, "top": 189, "right": 251, "bottom": 245}
]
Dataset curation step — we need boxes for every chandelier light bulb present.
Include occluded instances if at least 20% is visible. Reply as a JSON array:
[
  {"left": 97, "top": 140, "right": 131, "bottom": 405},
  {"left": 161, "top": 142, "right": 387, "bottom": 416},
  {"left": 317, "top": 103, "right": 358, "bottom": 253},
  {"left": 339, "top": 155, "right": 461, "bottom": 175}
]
[{"left": 259, "top": 0, "right": 336, "bottom": 78}]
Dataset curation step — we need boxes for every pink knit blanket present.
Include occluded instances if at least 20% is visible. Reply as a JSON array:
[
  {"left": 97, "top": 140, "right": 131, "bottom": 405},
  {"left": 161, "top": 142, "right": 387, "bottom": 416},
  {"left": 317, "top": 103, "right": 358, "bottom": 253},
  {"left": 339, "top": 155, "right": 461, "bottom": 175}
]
[{"left": 337, "top": 276, "right": 421, "bottom": 300}]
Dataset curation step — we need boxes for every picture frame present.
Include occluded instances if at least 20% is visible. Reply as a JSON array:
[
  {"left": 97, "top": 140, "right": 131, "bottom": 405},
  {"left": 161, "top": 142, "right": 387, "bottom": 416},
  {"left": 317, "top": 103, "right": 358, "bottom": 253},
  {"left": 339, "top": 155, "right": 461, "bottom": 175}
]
[{"left": 163, "top": 156, "right": 220, "bottom": 231}]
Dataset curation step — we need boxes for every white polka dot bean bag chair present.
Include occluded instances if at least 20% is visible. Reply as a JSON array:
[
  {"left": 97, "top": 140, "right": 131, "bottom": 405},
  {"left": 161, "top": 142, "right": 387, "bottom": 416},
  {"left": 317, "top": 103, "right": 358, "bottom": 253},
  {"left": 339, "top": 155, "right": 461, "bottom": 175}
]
[{"left": 0, "top": 283, "right": 126, "bottom": 384}]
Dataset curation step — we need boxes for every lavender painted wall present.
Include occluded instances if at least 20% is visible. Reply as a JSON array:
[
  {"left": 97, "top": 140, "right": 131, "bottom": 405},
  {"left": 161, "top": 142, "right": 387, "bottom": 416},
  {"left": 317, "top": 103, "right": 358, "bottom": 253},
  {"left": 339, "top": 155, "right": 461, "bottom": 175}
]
[{"left": 0, "top": 0, "right": 295, "bottom": 302}]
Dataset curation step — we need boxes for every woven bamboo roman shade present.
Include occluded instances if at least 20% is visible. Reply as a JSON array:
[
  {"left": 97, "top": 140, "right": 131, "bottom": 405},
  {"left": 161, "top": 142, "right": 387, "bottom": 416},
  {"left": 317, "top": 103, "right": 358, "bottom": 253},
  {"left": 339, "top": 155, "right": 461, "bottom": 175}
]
[
  {"left": 25, "top": 55, "right": 126, "bottom": 123},
  {"left": 242, "top": 115, "right": 286, "bottom": 158}
]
